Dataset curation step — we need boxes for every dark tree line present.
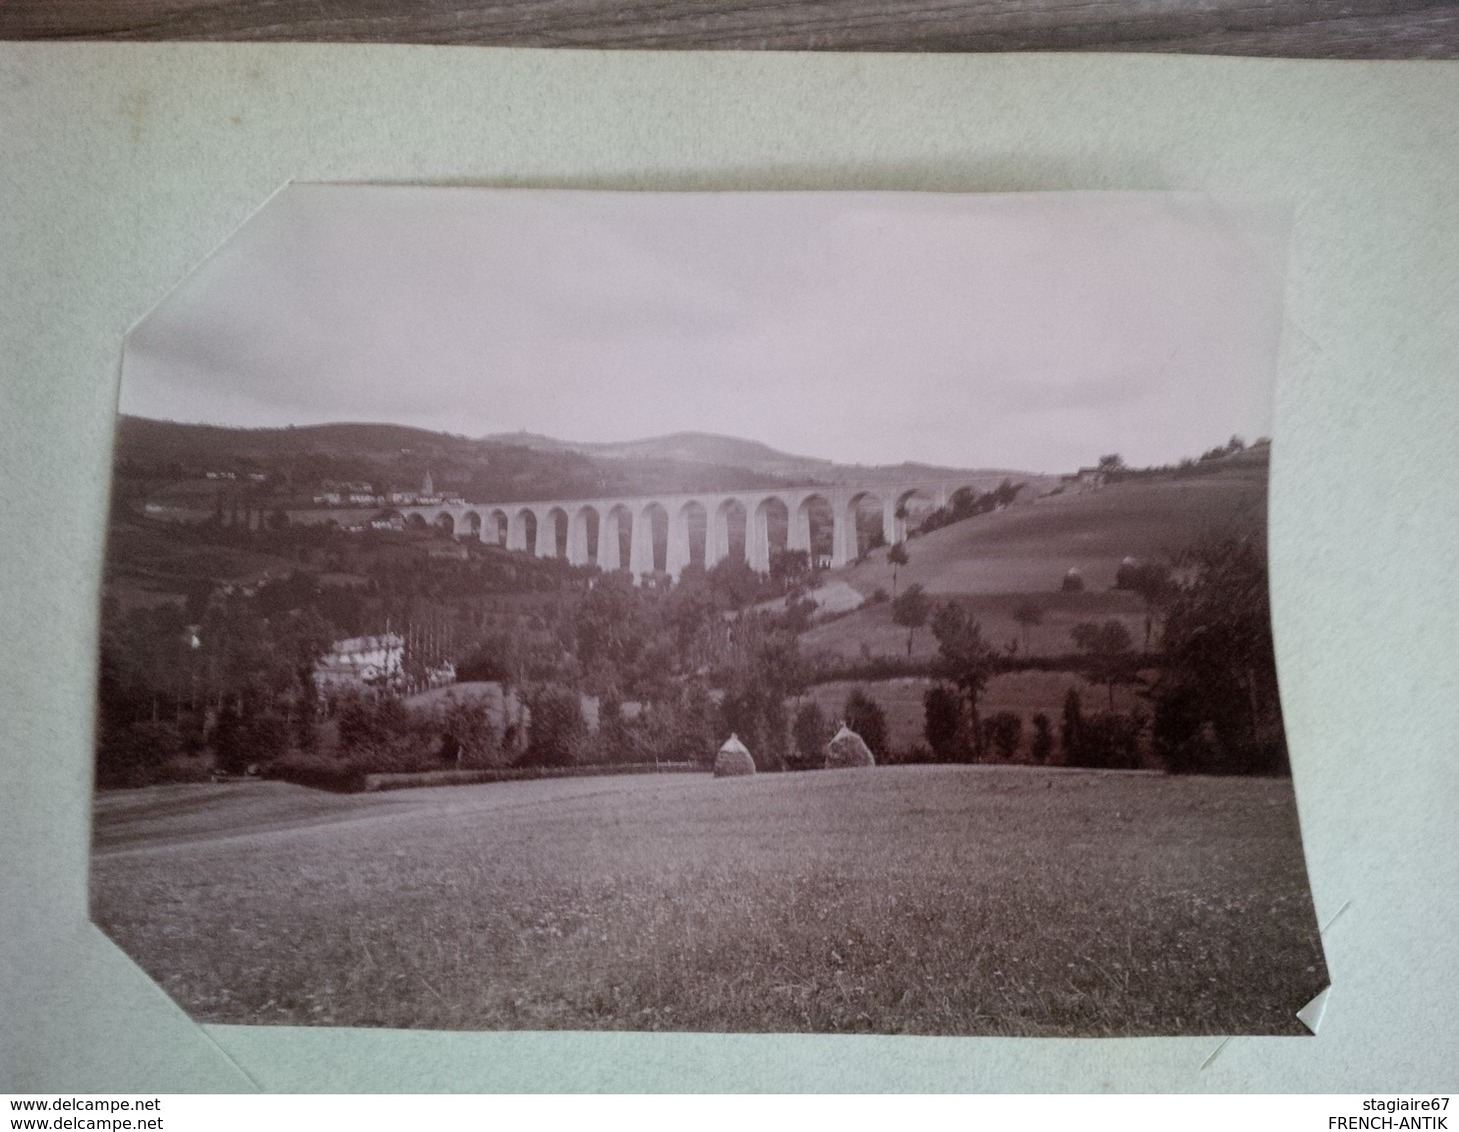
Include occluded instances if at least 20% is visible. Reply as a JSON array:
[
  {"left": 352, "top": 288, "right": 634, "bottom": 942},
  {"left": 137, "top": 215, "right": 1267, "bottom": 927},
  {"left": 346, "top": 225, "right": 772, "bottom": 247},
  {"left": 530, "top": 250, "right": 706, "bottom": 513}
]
[
  {"left": 915, "top": 537, "right": 1289, "bottom": 775},
  {"left": 913, "top": 479, "right": 1024, "bottom": 536},
  {"left": 1151, "top": 537, "right": 1289, "bottom": 774},
  {"left": 98, "top": 477, "right": 1289, "bottom": 784},
  {"left": 97, "top": 508, "right": 842, "bottom": 785}
]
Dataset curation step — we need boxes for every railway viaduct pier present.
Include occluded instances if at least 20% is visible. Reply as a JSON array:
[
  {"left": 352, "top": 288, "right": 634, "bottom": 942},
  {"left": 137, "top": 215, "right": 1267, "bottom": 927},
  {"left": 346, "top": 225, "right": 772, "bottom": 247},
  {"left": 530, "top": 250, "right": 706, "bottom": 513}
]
[{"left": 397, "top": 479, "right": 977, "bottom": 580}]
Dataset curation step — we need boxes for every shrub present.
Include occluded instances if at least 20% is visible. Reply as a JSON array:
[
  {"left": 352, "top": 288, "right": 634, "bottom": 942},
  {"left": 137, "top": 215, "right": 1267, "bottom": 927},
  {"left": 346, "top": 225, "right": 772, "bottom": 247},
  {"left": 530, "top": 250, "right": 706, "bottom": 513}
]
[
  {"left": 923, "top": 684, "right": 965, "bottom": 763},
  {"left": 1070, "top": 619, "right": 1137, "bottom": 710},
  {"left": 842, "top": 688, "right": 889, "bottom": 760},
  {"left": 983, "top": 711, "right": 1023, "bottom": 761},
  {"left": 913, "top": 480, "right": 1024, "bottom": 535},
  {"left": 366, "top": 769, "right": 496, "bottom": 791},
  {"left": 1030, "top": 713, "right": 1054, "bottom": 764},
  {"left": 1061, "top": 569, "right": 1085, "bottom": 593},
  {"left": 155, "top": 754, "right": 213, "bottom": 785},
  {"left": 334, "top": 693, "right": 436, "bottom": 772},
  {"left": 1156, "top": 691, "right": 1289, "bottom": 777},
  {"left": 790, "top": 701, "right": 830, "bottom": 770},
  {"left": 1060, "top": 688, "right": 1084, "bottom": 762},
  {"left": 97, "top": 719, "right": 182, "bottom": 788},
  {"left": 1115, "top": 559, "right": 1173, "bottom": 598},
  {"left": 439, "top": 697, "right": 505, "bottom": 769},
  {"left": 668, "top": 681, "right": 719, "bottom": 768},
  {"left": 290, "top": 675, "right": 322, "bottom": 753},
  {"left": 1151, "top": 536, "right": 1289, "bottom": 776},
  {"left": 211, "top": 703, "right": 247, "bottom": 774},
  {"left": 888, "top": 743, "right": 936, "bottom": 766},
  {"left": 930, "top": 601, "right": 998, "bottom": 761},
  {"left": 621, "top": 703, "right": 700, "bottom": 767},
  {"left": 718, "top": 682, "right": 790, "bottom": 772},
  {"left": 1152, "top": 680, "right": 1203, "bottom": 770},
  {"left": 1066, "top": 710, "right": 1146, "bottom": 769},
  {"left": 810, "top": 654, "right": 927, "bottom": 685},
  {"left": 892, "top": 583, "right": 931, "bottom": 657},
  {"left": 594, "top": 696, "right": 641, "bottom": 765},
  {"left": 266, "top": 752, "right": 366, "bottom": 793},
  {"left": 242, "top": 709, "right": 291, "bottom": 767},
  {"left": 175, "top": 709, "right": 209, "bottom": 757},
  {"left": 779, "top": 597, "right": 816, "bottom": 633},
  {"left": 521, "top": 684, "right": 588, "bottom": 767}
]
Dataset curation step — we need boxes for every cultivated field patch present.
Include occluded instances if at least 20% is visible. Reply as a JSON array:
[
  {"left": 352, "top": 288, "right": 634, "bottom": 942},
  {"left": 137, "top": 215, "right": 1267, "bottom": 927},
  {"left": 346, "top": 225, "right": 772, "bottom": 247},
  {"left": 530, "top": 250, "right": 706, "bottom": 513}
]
[
  {"left": 800, "top": 672, "right": 1148, "bottom": 754},
  {"left": 801, "top": 589, "right": 1148, "bottom": 664}
]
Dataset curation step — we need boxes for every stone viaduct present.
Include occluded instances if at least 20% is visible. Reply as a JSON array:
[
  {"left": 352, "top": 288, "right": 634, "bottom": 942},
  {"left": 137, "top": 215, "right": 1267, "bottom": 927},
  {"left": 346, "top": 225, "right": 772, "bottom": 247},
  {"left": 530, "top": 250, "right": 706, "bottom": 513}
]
[{"left": 395, "top": 480, "right": 975, "bottom": 581}]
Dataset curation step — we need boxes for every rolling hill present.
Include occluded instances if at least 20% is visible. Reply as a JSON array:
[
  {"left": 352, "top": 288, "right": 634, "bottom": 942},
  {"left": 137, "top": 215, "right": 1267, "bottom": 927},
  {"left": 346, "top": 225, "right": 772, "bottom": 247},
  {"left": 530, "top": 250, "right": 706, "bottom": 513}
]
[
  {"left": 114, "top": 415, "right": 1044, "bottom": 504},
  {"left": 842, "top": 454, "right": 1267, "bottom": 598},
  {"left": 481, "top": 429, "right": 1033, "bottom": 488},
  {"left": 482, "top": 429, "right": 836, "bottom": 478},
  {"left": 800, "top": 452, "right": 1268, "bottom": 662},
  {"left": 115, "top": 416, "right": 480, "bottom": 466}
]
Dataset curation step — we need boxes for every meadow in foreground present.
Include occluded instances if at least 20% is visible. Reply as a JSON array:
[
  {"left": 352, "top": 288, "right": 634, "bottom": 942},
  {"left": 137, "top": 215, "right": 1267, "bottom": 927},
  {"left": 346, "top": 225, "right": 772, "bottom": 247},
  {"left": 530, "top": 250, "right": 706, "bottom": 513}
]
[{"left": 90, "top": 766, "right": 1326, "bottom": 1036}]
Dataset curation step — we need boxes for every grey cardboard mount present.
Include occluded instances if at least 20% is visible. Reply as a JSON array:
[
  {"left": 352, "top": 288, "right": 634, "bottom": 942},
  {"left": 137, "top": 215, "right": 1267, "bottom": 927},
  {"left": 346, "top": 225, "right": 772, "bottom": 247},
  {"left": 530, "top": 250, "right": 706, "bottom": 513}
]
[{"left": 2, "top": 44, "right": 1457, "bottom": 1093}]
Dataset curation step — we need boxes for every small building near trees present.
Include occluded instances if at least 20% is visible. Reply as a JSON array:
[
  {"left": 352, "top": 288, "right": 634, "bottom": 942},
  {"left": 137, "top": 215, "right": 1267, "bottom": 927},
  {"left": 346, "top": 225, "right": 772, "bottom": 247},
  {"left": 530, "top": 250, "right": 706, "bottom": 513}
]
[{"left": 312, "top": 633, "right": 405, "bottom": 692}]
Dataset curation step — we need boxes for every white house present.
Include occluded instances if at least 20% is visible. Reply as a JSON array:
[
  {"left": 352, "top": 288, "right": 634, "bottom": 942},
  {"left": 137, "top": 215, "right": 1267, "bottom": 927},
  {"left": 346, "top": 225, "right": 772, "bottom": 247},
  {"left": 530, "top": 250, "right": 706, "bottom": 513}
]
[{"left": 312, "top": 633, "right": 405, "bottom": 691}]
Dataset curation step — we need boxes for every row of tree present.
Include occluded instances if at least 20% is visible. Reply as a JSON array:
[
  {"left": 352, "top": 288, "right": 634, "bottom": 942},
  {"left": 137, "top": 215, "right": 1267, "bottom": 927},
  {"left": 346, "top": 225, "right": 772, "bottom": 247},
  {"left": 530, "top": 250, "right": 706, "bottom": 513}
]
[
  {"left": 98, "top": 470, "right": 1288, "bottom": 783},
  {"left": 911, "top": 479, "right": 1025, "bottom": 536},
  {"left": 917, "top": 536, "right": 1288, "bottom": 775}
]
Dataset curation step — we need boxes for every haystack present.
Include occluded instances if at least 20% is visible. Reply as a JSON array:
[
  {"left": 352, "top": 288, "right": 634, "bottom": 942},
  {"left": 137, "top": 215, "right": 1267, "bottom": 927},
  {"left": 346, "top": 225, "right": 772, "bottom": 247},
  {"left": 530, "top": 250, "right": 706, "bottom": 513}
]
[
  {"left": 824, "top": 723, "right": 875, "bottom": 769},
  {"left": 713, "top": 733, "right": 756, "bottom": 778}
]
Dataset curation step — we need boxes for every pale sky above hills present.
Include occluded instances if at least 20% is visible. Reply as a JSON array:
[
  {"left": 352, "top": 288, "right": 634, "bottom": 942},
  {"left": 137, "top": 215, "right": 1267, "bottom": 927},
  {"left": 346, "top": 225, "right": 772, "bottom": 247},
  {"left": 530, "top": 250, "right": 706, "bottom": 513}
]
[{"left": 121, "top": 187, "right": 1286, "bottom": 474}]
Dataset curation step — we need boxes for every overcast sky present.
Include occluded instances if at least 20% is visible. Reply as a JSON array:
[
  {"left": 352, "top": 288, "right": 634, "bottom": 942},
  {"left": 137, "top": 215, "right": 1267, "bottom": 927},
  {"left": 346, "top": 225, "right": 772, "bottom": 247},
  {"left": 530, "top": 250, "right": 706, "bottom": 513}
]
[{"left": 121, "top": 186, "right": 1287, "bottom": 473}]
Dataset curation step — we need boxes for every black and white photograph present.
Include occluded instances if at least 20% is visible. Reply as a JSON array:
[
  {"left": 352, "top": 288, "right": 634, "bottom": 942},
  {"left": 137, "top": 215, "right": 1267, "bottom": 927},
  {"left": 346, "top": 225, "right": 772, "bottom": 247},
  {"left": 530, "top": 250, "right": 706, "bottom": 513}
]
[{"left": 90, "top": 185, "right": 1328, "bottom": 1037}]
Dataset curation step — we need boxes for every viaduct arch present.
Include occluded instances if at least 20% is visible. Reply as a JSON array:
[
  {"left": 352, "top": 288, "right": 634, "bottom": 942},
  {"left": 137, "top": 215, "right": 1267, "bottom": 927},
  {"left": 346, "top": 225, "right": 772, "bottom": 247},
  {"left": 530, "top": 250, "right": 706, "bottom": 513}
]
[{"left": 397, "top": 479, "right": 971, "bottom": 582}]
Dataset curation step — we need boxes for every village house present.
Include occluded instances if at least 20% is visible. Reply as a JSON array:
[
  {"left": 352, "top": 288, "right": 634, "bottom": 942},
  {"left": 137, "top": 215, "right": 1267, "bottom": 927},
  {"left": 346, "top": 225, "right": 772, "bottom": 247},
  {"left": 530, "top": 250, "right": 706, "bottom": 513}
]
[
  {"left": 1059, "top": 466, "right": 1108, "bottom": 490},
  {"left": 312, "top": 633, "right": 405, "bottom": 691},
  {"left": 385, "top": 471, "right": 464, "bottom": 508}
]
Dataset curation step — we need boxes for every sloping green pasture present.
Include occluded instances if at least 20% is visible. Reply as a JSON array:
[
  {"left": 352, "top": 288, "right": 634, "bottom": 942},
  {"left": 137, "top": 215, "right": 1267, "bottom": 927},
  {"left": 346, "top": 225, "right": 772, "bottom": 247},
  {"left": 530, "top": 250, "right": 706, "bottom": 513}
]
[{"left": 842, "top": 464, "right": 1268, "bottom": 600}]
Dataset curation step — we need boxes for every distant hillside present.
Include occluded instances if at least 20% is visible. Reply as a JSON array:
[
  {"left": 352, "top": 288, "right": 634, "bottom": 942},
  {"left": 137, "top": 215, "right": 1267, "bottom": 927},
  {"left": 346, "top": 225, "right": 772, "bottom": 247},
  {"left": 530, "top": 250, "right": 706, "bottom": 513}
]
[
  {"left": 115, "top": 416, "right": 1042, "bottom": 504},
  {"left": 484, "top": 430, "right": 832, "bottom": 475},
  {"left": 116, "top": 417, "right": 480, "bottom": 466},
  {"left": 800, "top": 452, "right": 1269, "bottom": 662},
  {"left": 485, "top": 428, "right": 1040, "bottom": 488},
  {"left": 836, "top": 454, "right": 1268, "bottom": 600}
]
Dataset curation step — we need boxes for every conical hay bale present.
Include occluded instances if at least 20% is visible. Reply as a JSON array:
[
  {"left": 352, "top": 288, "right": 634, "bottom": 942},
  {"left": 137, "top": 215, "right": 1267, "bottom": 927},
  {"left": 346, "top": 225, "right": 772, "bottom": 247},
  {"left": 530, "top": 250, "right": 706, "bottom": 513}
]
[
  {"left": 713, "top": 747, "right": 756, "bottom": 777},
  {"left": 824, "top": 724, "right": 875, "bottom": 769},
  {"left": 714, "top": 733, "right": 756, "bottom": 778}
]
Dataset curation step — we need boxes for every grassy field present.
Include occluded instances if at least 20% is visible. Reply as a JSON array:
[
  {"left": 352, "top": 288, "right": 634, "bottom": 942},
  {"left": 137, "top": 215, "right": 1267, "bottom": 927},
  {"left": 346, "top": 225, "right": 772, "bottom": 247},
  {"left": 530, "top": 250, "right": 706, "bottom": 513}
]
[
  {"left": 91, "top": 768, "right": 1326, "bottom": 1036},
  {"left": 801, "top": 589, "right": 1150, "bottom": 664}
]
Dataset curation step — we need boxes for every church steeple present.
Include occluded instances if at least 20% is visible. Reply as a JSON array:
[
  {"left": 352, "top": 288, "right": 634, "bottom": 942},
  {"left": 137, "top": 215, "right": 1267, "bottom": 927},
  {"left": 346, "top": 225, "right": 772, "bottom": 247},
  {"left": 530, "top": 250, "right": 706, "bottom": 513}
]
[{"left": 422, "top": 470, "right": 434, "bottom": 497}]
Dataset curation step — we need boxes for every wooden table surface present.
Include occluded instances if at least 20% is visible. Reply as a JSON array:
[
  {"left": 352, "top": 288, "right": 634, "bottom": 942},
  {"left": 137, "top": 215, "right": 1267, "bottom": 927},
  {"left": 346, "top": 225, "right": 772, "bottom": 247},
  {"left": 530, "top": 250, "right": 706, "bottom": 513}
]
[{"left": 4, "top": 0, "right": 1457, "bottom": 57}]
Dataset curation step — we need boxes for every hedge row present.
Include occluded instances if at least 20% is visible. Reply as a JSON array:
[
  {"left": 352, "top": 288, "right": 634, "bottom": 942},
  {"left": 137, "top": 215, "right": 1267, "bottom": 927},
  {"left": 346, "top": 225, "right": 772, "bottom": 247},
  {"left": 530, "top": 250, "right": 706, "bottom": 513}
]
[{"left": 265, "top": 760, "right": 705, "bottom": 794}]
